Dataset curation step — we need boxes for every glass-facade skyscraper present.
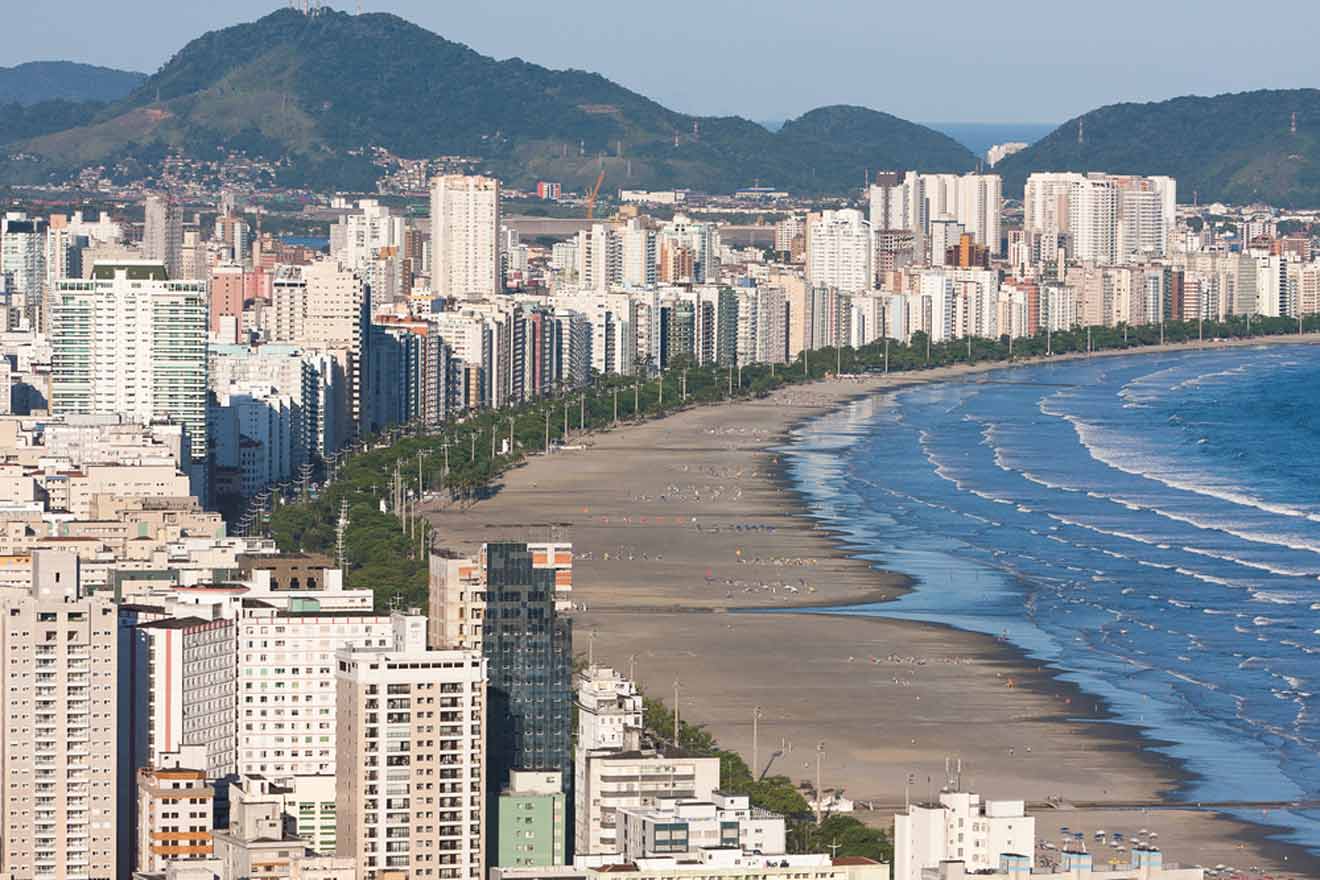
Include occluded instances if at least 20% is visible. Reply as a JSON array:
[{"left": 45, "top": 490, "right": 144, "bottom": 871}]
[{"left": 482, "top": 542, "right": 574, "bottom": 781}]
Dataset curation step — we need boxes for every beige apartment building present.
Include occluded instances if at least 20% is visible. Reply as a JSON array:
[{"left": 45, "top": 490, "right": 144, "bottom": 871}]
[
  {"left": 135, "top": 744, "right": 214, "bottom": 873},
  {"left": 0, "top": 550, "right": 118, "bottom": 880},
  {"left": 336, "top": 613, "right": 486, "bottom": 880}
]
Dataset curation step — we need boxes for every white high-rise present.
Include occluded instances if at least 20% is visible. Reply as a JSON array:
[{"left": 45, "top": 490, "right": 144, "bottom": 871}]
[
  {"left": 430, "top": 174, "right": 501, "bottom": 299},
  {"left": 957, "top": 174, "right": 1002, "bottom": 256},
  {"left": 869, "top": 173, "right": 1002, "bottom": 258},
  {"left": 806, "top": 209, "right": 873, "bottom": 293},
  {"left": 51, "top": 261, "right": 209, "bottom": 484},
  {"left": 1024, "top": 172, "right": 1176, "bottom": 265},
  {"left": 868, "top": 173, "right": 910, "bottom": 231},
  {"left": 1, "top": 213, "right": 48, "bottom": 330},
  {"left": 270, "top": 260, "right": 368, "bottom": 434},
  {"left": 331, "top": 199, "right": 407, "bottom": 273},
  {"left": 577, "top": 224, "right": 623, "bottom": 294},
  {"left": 237, "top": 603, "right": 395, "bottom": 779}
]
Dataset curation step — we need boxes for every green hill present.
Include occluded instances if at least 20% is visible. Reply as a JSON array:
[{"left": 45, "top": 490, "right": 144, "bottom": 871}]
[
  {"left": 0, "top": 61, "right": 145, "bottom": 105},
  {"left": 997, "top": 90, "right": 1320, "bottom": 207},
  {"left": 2, "top": 9, "right": 974, "bottom": 193}
]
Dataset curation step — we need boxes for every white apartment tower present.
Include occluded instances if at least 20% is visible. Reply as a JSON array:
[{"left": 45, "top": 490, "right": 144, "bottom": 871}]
[
  {"left": 1, "top": 213, "right": 48, "bottom": 330},
  {"left": 430, "top": 174, "right": 501, "bottom": 299},
  {"left": 1024, "top": 172, "right": 1176, "bottom": 265},
  {"left": 577, "top": 224, "right": 624, "bottom": 294},
  {"left": 336, "top": 613, "right": 487, "bottom": 880},
  {"left": 270, "top": 261, "right": 368, "bottom": 434},
  {"left": 237, "top": 602, "right": 395, "bottom": 779},
  {"left": 331, "top": 199, "right": 407, "bottom": 272},
  {"left": 131, "top": 615, "right": 238, "bottom": 779},
  {"left": 576, "top": 666, "right": 644, "bottom": 753},
  {"left": 143, "top": 193, "right": 183, "bottom": 279},
  {"left": 806, "top": 209, "right": 873, "bottom": 293},
  {"left": 957, "top": 174, "right": 1002, "bottom": 256},
  {"left": 0, "top": 552, "right": 118, "bottom": 880},
  {"left": 893, "top": 789, "right": 1035, "bottom": 880},
  {"left": 51, "top": 261, "right": 209, "bottom": 486},
  {"left": 573, "top": 666, "right": 721, "bottom": 856}
]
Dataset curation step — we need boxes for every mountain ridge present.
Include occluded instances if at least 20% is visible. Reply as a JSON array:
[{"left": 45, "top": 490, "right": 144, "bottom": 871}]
[
  {"left": 0, "top": 61, "right": 145, "bottom": 105},
  {"left": 996, "top": 89, "right": 1320, "bottom": 207},
  {"left": 0, "top": 9, "right": 975, "bottom": 193}
]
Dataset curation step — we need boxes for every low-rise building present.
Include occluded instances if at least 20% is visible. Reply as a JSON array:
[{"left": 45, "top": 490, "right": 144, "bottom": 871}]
[
  {"left": 498, "top": 769, "right": 568, "bottom": 868},
  {"left": 135, "top": 745, "right": 215, "bottom": 873},
  {"left": 921, "top": 849, "right": 1199, "bottom": 880},
  {"left": 893, "top": 790, "right": 1034, "bottom": 880},
  {"left": 491, "top": 852, "right": 889, "bottom": 880},
  {"left": 618, "top": 795, "right": 785, "bottom": 861}
]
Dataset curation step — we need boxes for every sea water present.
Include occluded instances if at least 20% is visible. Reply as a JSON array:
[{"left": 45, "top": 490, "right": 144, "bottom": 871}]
[{"left": 785, "top": 345, "right": 1320, "bottom": 852}]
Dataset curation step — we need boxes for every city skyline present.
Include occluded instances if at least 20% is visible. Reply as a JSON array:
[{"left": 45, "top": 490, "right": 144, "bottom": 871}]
[
  {"left": 6, "top": 0, "right": 1320, "bottom": 865},
  {"left": 3, "top": 0, "right": 1319, "bottom": 124}
]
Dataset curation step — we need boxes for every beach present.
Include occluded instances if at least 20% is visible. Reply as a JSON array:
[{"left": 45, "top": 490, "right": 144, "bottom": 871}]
[{"left": 423, "top": 337, "right": 1320, "bottom": 879}]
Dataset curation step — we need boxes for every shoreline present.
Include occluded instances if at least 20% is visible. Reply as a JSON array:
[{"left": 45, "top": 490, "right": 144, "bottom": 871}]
[{"left": 423, "top": 335, "right": 1320, "bottom": 878}]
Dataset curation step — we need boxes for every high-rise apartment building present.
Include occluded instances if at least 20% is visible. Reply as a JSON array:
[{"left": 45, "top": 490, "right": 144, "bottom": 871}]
[
  {"left": 237, "top": 602, "right": 395, "bottom": 780},
  {"left": 336, "top": 613, "right": 487, "bottom": 880},
  {"left": 128, "top": 614, "right": 238, "bottom": 780},
  {"left": 574, "top": 666, "right": 643, "bottom": 755},
  {"left": 1, "top": 212, "right": 49, "bottom": 331},
  {"left": 806, "top": 209, "right": 873, "bottom": 293},
  {"left": 51, "top": 261, "right": 209, "bottom": 492},
  {"left": 869, "top": 173, "right": 1002, "bottom": 258},
  {"left": 144, "top": 193, "right": 183, "bottom": 279},
  {"left": 735, "top": 286, "right": 788, "bottom": 366},
  {"left": 658, "top": 215, "right": 719, "bottom": 284},
  {"left": 430, "top": 174, "right": 501, "bottom": 299},
  {"left": 270, "top": 260, "right": 369, "bottom": 434},
  {"left": 1023, "top": 172, "right": 1176, "bottom": 265},
  {"left": 773, "top": 216, "right": 805, "bottom": 258},
  {"left": 428, "top": 542, "right": 573, "bottom": 792},
  {"left": 0, "top": 551, "right": 118, "bottom": 880},
  {"left": 331, "top": 199, "right": 407, "bottom": 273}
]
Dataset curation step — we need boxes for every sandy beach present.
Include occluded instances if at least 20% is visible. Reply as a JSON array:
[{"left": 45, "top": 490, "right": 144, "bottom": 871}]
[{"left": 423, "top": 337, "right": 1320, "bottom": 879}]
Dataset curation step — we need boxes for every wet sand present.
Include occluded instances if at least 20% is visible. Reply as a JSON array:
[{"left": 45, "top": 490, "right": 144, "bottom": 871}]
[{"left": 423, "top": 338, "right": 1320, "bottom": 879}]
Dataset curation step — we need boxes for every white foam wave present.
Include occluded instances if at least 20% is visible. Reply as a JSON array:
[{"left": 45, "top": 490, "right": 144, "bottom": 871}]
[
  {"left": 1182, "top": 546, "right": 1315, "bottom": 579},
  {"left": 1041, "top": 394, "right": 1320, "bottom": 526}
]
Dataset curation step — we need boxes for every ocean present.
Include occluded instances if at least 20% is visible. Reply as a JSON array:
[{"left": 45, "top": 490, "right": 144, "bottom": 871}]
[{"left": 785, "top": 345, "right": 1320, "bottom": 852}]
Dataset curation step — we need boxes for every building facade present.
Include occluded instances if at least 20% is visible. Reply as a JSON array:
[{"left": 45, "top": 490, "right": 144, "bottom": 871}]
[{"left": 335, "top": 614, "right": 487, "bottom": 880}]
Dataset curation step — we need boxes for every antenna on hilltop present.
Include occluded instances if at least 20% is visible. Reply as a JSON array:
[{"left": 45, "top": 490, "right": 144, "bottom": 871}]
[
  {"left": 1077, "top": 119, "right": 1085, "bottom": 145},
  {"left": 1291, "top": 111, "right": 1298, "bottom": 135}
]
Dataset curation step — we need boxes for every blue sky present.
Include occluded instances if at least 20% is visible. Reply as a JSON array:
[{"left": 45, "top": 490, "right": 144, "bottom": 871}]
[{"left": 4, "top": 0, "right": 1319, "bottom": 123}]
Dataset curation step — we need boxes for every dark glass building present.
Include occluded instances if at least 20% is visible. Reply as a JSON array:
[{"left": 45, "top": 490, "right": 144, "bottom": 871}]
[{"left": 482, "top": 541, "right": 574, "bottom": 795}]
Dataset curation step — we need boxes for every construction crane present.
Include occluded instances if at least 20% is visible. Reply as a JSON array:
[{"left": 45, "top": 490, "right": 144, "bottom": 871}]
[{"left": 585, "top": 169, "right": 607, "bottom": 220}]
